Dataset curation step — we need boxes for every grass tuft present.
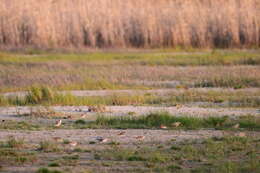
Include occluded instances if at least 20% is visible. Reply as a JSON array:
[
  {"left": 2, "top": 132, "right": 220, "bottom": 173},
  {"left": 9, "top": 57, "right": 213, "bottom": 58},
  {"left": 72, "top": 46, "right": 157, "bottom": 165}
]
[
  {"left": 48, "top": 162, "right": 60, "bottom": 167},
  {"left": 6, "top": 137, "right": 25, "bottom": 149},
  {"left": 36, "top": 168, "right": 62, "bottom": 173},
  {"left": 38, "top": 141, "right": 61, "bottom": 152}
]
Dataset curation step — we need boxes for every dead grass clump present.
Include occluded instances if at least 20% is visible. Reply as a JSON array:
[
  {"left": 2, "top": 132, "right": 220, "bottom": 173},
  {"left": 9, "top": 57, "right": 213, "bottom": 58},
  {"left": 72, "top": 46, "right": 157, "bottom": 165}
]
[
  {"left": 2, "top": 137, "right": 26, "bottom": 149},
  {"left": 88, "top": 105, "right": 109, "bottom": 113}
]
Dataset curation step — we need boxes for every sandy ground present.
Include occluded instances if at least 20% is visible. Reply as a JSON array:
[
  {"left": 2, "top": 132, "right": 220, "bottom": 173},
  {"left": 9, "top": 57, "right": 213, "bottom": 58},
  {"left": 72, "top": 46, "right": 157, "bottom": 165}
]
[
  {"left": 1, "top": 129, "right": 258, "bottom": 145},
  {"left": 0, "top": 106, "right": 259, "bottom": 122}
]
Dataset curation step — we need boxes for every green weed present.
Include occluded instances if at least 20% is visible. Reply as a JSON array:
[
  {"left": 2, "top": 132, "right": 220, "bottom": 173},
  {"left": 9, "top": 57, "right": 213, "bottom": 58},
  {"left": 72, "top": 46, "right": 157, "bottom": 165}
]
[
  {"left": 87, "top": 112, "right": 260, "bottom": 131},
  {"left": 36, "top": 168, "right": 63, "bottom": 173}
]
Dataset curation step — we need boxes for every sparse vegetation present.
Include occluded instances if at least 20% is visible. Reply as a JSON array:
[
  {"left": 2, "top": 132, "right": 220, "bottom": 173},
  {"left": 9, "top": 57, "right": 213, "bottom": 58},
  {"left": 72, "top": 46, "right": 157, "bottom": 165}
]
[
  {"left": 5, "top": 137, "right": 25, "bottom": 149},
  {"left": 1, "top": 87, "right": 260, "bottom": 108},
  {"left": 0, "top": 139, "right": 37, "bottom": 166},
  {"left": 0, "top": 120, "right": 41, "bottom": 130},
  {"left": 36, "top": 168, "right": 62, "bottom": 173},
  {"left": 0, "top": 51, "right": 260, "bottom": 92},
  {"left": 48, "top": 162, "right": 60, "bottom": 167},
  {"left": 93, "top": 136, "right": 260, "bottom": 173},
  {"left": 38, "top": 141, "right": 61, "bottom": 152}
]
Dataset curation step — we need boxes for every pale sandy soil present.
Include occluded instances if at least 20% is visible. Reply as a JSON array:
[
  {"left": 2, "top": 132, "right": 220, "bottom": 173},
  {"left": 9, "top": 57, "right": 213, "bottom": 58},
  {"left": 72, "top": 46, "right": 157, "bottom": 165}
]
[
  {"left": 0, "top": 129, "right": 226, "bottom": 145},
  {"left": 1, "top": 129, "right": 259, "bottom": 150},
  {"left": 0, "top": 105, "right": 259, "bottom": 122}
]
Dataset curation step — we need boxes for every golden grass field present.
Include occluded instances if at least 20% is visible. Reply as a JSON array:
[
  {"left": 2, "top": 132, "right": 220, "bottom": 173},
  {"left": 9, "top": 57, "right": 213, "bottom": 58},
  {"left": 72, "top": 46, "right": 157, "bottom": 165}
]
[{"left": 0, "top": 0, "right": 259, "bottom": 49}]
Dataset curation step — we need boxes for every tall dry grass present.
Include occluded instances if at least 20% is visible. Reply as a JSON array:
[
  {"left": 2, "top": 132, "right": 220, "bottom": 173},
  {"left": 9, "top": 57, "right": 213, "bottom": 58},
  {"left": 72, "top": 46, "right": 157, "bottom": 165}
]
[{"left": 0, "top": 0, "right": 259, "bottom": 49}]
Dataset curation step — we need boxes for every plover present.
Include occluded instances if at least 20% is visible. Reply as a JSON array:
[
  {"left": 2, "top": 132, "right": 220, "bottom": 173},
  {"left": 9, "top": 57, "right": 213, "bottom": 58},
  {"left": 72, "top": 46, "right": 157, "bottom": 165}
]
[
  {"left": 172, "top": 122, "right": 181, "bottom": 127},
  {"left": 232, "top": 124, "right": 240, "bottom": 129},
  {"left": 69, "top": 141, "right": 78, "bottom": 147},
  {"left": 96, "top": 136, "right": 108, "bottom": 143},
  {"left": 176, "top": 104, "right": 183, "bottom": 109},
  {"left": 135, "top": 136, "right": 145, "bottom": 140},
  {"left": 160, "top": 125, "right": 168, "bottom": 129},
  {"left": 54, "top": 120, "right": 62, "bottom": 127},
  {"left": 237, "top": 132, "right": 246, "bottom": 137},
  {"left": 80, "top": 114, "right": 86, "bottom": 119},
  {"left": 66, "top": 115, "right": 72, "bottom": 119},
  {"left": 118, "top": 131, "right": 126, "bottom": 136}
]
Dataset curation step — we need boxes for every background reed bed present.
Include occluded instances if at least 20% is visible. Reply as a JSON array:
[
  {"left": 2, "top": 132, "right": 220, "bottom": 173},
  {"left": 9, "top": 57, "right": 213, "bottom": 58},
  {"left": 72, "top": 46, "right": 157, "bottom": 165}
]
[{"left": 0, "top": 0, "right": 259, "bottom": 49}]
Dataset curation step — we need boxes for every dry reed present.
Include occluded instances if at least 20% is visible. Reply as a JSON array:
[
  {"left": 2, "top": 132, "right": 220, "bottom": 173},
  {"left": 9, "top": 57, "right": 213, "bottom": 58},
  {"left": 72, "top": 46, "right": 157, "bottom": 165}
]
[{"left": 0, "top": 0, "right": 259, "bottom": 49}]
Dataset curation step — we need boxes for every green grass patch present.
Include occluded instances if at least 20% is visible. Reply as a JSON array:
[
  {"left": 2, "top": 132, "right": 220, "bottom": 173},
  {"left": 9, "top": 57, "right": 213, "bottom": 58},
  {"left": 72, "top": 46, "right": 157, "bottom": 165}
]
[
  {"left": 84, "top": 112, "right": 260, "bottom": 131},
  {"left": 36, "top": 168, "right": 63, "bottom": 173},
  {"left": 0, "top": 149, "right": 37, "bottom": 165},
  {"left": 48, "top": 162, "right": 60, "bottom": 167},
  {"left": 0, "top": 120, "right": 41, "bottom": 130},
  {"left": 1, "top": 50, "right": 260, "bottom": 66},
  {"left": 1, "top": 50, "right": 260, "bottom": 92},
  {"left": 0, "top": 139, "right": 37, "bottom": 165},
  {"left": 195, "top": 77, "right": 260, "bottom": 88},
  {"left": 1, "top": 87, "right": 260, "bottom": 108}
]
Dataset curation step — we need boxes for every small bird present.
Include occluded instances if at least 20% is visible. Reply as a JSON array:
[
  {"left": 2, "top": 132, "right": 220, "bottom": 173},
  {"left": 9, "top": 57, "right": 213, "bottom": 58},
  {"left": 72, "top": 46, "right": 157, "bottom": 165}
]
[
  {"left": 232, "top": 124, "right": 240, "bottom": 129},
  {"left": 160, "top": 125, "right": 168, "bottom": 129},
  {"left": 69, "top": 141, "right": 78, "bottom": 147},
  {"left": 53, "top": 137, "right": 63, "bottom": 142},
  {"left": 88, "top": 106, "right": 97, "bottom": 112},
  {"left": 176, "top": 104, "right": 183, "bottom": 109},
  {"left": 118, "top": 131, "right": 126, "bottom": 136},
  {"left": 96, "top": 136, "right": 108, "bottom": 143},
  {"left": 66, "top": 115, "right": 72, "bottom": 119},
  {"left": 172, "top": 122, "right": 181, "bottom": 128},
  {"left": 54, "top": 120, "right": 62, "bottom": 127},
  {"left": 135, "top": 136, "right": 145, "bottom": 140},
  {"left": 237, "top": 132, "right": 246, "bottom": 137},
  {"left": 80, "top": 114, "right": 86, "bottom": 119}
]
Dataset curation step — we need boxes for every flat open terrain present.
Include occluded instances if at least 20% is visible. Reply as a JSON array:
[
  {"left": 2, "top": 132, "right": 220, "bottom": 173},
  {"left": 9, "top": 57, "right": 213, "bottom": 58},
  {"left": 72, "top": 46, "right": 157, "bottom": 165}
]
[{"left": 0, "top": 50, "right": 260, "bottom": 173}]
